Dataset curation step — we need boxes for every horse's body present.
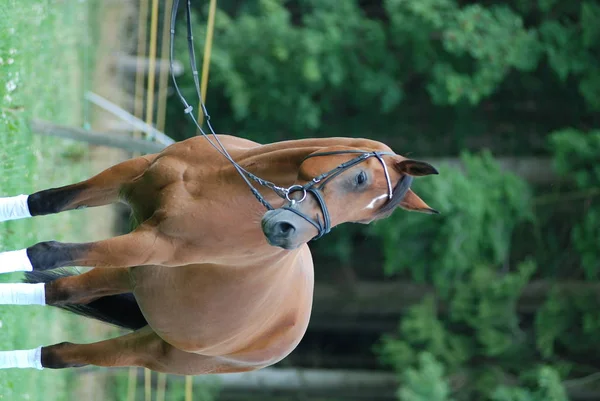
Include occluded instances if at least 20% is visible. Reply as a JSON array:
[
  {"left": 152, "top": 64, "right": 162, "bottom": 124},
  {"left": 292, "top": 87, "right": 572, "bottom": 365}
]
[
  {"left": 0, "top": 135, "right": 437, "bottom": 374},
  {"left": 125, "top": 135, "right": 315, "bottom": 366}
]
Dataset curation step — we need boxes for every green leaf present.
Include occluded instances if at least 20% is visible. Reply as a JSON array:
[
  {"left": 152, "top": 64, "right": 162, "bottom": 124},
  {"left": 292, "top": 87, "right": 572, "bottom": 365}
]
[{"left": 397, "top": 353, "right": 455, "bottom": 401}]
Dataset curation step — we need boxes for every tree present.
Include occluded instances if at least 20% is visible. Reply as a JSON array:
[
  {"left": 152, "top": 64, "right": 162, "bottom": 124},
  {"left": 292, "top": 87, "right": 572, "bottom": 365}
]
[
  {"left": 168, "top": 0, "right": 600, "bottom": 156},
  {"left": 373, "top": 140, "right": 600, "bottom": 400}
]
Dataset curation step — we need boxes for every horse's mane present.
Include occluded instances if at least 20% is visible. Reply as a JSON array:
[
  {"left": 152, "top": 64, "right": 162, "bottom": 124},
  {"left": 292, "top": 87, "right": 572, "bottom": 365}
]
[{"left": 375, "top": 175, "right": 414, "bottom": 218}]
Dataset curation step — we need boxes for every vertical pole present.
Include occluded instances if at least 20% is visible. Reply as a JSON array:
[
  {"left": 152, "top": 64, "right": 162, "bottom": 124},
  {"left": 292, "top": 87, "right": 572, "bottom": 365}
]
[
  {"left": 126, "top": 363, "right": 138, "bottom": 401},
  {"left": 143, "top": 3, "right": 160, "bottom": 399},
  {"left": 197, "top": 0, "right": 217, "bottom": 126},
  {"left": 132, "top": 0, "right": 150, "bottom": 139},
  {"left": 128, "top": 0, "right": 150, "bottom": 394},
  {"left": 155, "top": 0, "right": 175, "bottom": 135},
  {"left": 185, "top": 375, "right": 193, "bottom": 401},
  {"left": 144, "top": 0, "right": 161, "bottom": 131},
  {"left": 154, "top": 2, "right": 174, "bottom": 400}
]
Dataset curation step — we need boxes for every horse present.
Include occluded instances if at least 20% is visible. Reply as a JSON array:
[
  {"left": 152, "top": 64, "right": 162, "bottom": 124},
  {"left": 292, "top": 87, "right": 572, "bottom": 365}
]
[{"left": 0, "top": 134, "right": 438, "bottom": 374}]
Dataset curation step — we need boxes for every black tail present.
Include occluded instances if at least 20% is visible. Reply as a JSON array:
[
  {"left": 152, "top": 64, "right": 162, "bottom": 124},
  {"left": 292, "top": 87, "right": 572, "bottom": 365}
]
[{"left": 23, "top": 268, "right": 148, "bottom": 331}]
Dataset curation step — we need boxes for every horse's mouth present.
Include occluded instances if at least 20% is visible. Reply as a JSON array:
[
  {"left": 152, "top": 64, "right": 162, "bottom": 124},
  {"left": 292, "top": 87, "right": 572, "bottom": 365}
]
[{"left": 261, "top": 209, "right": 305, "bottom": 250}]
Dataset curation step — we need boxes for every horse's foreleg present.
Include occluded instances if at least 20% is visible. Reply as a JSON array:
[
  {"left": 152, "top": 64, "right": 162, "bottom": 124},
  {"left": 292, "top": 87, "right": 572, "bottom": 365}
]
[
  {"left": 0, "top": 347, "right": 43, "bottom": 370},
  {"left": 45, "top": 267, "right": 132, "bottom": 305},
  {"left": 0, "top": 282, "right": 45, "bottom": 305},
  {"left": 0, "top": 156, "right": 153, "bottom": 223},
  {"left": 0, "top": 224, "right": 177, "bottom": 273},
  {"left": 0, "top": 267, "right": 131, "bottom": 305},
  {"left": 0, "top": 194, "right": 30, "bottom": 222},
  {"left": 3, "top": 326, "right": 258, "bottom": 374}
]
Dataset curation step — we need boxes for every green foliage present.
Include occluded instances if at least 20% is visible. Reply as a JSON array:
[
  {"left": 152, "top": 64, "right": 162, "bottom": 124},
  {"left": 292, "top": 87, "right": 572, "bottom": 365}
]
[
  {"left": 449, "top": 260, "right": 535, "bottom": 357},
  {"left": 535, "top": 286, "right": 600, "bottom": 361},
  {"left": 538, "top": 1, "right": 600, "bottom": 110},
  {"left": 371, "top": 153, "right": 544, "bottom": 399},
  {"left": 375, "top": 259, "right": 585, "bottom": 401},
  {"left": 377, "top": 295, "right": 471, "bottom": 372},
  {"left": 549, "top": 129, "right": 600, "bottom": 278},
  {"left": 375, "top": 132, "right": 599, "bottom": 399},
  {"left": 174, "top": 0, "right": 402, "bottom": 141},
  {"left": 572, "top": 208, "right": 600, "bottom": 277},
  {"left": 369, "top": 151, "right": 532, "bottom": 289},
  {"left": 397, "top": 352, "right": 455, "bottom": 401},
  {"left": 386, "top": 0, "right": 541, "bottom": 105},
  {"left": 550, "top": 128, "right": 600, "bottom": 188},
  {"left": 377, "top": 262, "right": 535, "bottom": 378},
  {"left": 169, "top": 0, "right": 600, "bottom": 152},
  {"left": 492, "top": 367, "right": 568, "bottom": 401}
]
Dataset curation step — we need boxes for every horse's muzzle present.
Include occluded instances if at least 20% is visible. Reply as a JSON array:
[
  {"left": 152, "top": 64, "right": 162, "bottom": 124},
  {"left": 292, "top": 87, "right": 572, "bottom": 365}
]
[{"left": 261, "top": 209, "right": 308, "bottom": 250}]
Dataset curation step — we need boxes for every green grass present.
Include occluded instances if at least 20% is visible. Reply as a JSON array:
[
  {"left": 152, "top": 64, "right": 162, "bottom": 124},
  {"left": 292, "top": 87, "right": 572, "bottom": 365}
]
[{"left": 0, "top": 1, "right": 108, "bottom": 399}]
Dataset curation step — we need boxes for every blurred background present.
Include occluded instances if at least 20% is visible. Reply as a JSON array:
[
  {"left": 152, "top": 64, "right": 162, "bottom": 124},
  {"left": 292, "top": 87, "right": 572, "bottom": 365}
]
[{"left": 1, "top": 0, "right": 599, "bottom": 400}]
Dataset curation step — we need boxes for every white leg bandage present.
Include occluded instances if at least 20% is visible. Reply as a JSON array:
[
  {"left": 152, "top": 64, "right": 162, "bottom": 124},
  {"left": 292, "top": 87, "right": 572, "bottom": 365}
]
[
  {"left": 0, "top": 347, "right": 44, "bottom": 369},
  {"left": 0, "top": 249, "right": 33, "bottom": 274},
  {"left": 0, "top": 195, "right": 31, "bottom": 222},
  {"left": 0, "top": 283, "right": 45, "bottom": 305}
]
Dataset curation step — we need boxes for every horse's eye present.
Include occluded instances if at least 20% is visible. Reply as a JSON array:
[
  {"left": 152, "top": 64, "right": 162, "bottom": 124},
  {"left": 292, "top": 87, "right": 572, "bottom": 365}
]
[{"left": 356, "top": 171, "right": 367, "bottom": 186}]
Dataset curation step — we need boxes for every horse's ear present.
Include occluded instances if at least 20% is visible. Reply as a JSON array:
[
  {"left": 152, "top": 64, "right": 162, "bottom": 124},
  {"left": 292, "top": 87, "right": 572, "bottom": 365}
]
[
  {"left": 395, "top": 159, "right": 439, "bottom": 176},
  {"left": 400, "top": 189, "right": 439, "bottom": 214}
]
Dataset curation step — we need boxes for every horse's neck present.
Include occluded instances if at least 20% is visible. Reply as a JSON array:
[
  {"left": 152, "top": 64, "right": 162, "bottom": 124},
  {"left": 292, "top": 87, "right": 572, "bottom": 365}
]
[
  {"left": 249, "top": 137, "right": 380, "bottom": 155},
  {"left": 237, "top": 137, "right": 383, "bottom": 185}
]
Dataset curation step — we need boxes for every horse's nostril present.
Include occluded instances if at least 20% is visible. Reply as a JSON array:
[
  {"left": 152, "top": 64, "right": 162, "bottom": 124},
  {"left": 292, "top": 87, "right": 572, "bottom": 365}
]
[{"left": 276, "top": 221, "right": 296, "bottom": 236}]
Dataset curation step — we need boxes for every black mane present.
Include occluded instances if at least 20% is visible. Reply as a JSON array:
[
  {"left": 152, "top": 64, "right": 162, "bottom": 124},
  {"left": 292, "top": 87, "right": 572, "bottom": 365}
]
[{"left": 376, "top": 175, "right": 414, "bottom": 217}]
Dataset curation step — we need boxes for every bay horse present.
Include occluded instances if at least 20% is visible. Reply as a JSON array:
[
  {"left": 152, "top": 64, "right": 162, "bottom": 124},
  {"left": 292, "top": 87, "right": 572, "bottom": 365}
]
[{"left": 0, "top": 133, "right": 438, "bottom": 374}]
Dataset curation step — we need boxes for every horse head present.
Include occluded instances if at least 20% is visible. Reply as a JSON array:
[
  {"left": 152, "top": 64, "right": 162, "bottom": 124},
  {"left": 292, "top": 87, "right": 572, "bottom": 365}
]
[{"left": 261, "top": 144, "right": 439, "bottom": 249}]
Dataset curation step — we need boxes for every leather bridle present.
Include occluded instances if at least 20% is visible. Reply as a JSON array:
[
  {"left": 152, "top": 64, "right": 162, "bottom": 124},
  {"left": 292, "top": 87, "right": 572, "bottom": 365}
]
[
  {"left": 168, "top": 0, "right": 397, "bottom": 241},
  {"left": 281, "top": 150, "right": 395, "bottom": 240}
]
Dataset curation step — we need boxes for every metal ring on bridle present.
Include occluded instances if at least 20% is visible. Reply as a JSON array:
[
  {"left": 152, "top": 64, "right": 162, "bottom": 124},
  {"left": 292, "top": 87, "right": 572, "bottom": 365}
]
[{"left": 286, "top": 185, "right": 307, "bottom": 203}]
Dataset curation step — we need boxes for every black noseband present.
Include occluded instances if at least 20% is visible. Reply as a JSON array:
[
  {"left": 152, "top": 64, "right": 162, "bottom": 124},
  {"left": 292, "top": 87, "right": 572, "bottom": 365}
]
[{"left": 282, "top": 188, "right": 331, "bottom": 240}]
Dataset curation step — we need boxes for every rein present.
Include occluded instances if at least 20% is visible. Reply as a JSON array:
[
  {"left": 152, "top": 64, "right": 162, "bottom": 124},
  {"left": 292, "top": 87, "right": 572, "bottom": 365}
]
[{"left": 168, "top": 1, "right": 395, "bottom": 240}]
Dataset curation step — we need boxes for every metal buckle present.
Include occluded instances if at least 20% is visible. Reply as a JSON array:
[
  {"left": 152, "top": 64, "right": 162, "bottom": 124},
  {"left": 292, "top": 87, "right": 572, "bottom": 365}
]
[{"left": 285, "top": 185, "right": 307, "bottom": 203}]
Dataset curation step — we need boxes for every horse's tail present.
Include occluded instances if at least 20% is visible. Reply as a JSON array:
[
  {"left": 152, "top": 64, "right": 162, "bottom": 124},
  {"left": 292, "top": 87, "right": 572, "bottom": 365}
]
[{"left": 23, "top": 268, "right": 148, "bottom": 331}]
